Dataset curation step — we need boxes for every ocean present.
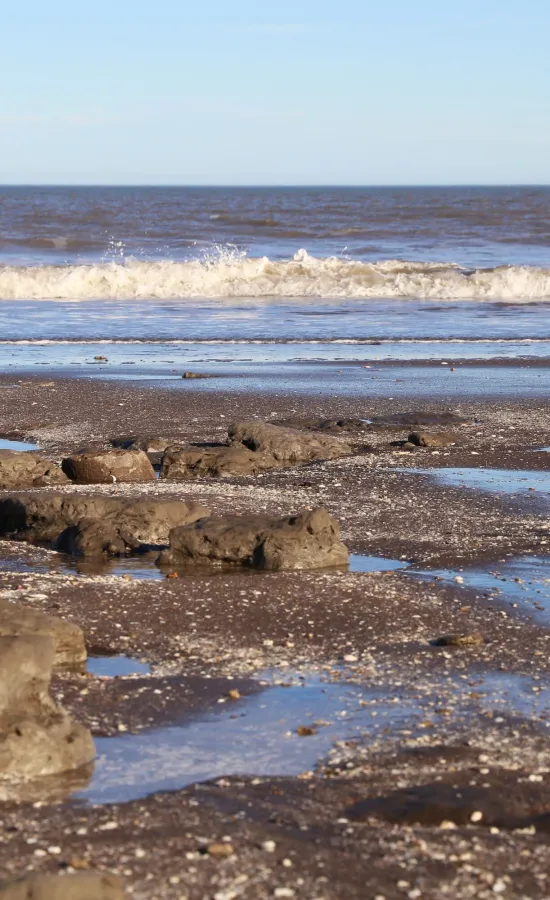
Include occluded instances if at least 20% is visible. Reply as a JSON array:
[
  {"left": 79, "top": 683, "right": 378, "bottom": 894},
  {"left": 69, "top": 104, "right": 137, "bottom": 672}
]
[{"left": 1, "top": 186, "right": 549, "bottom": 363}]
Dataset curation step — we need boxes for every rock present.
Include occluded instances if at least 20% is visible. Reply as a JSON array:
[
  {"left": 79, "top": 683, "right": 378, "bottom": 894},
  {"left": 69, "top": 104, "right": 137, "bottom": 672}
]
[
  {"left": 0, "top": 451, "right": 68, "bottom": 489},
  {"left": 159, "top": 507, "right": 349, "bottom": 571},
  {"left": 228, "top": 420, "right": 352, "bottom": 464},
  {"left": 61, "top": 450, "right": 155, "bottom": 484},
  {"left": 0, "top": 495, "right": 209, "bottom": 552},
  {"left": 408, "top": 431, "right": 457, "bottom": 448},
  {"left": 182, "top": 371, "right": 212, "bottom": 379},
  {"left": 55, "top": 519, "right": 142, "bottom": 558},
  {"left": 111, "top": 436, "right": 184, "bottom": 466},
  {"left": 161, "top": 445, "right": 272, "bottom": 480},
  {"left": 0, "top": 599, "right": 86, "bottom": 670},
  {"left": 431, "top": 632, "right": 485, "bottom": 647},
  {"left": 0, "top": 873, "right": 124, "bottom": 900},
  {"left": 0, "top": 635, "right": 94, "bottom": 785}
]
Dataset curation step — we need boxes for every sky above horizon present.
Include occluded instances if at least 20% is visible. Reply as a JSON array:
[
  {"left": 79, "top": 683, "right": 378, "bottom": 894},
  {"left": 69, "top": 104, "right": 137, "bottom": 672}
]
[{"left": 1, "top": 0, "right": 549, "bottom": 185}]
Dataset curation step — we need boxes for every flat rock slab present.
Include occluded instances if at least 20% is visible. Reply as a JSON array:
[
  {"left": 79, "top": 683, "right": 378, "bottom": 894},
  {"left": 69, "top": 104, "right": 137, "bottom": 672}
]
[
  {"left": 161, "top": 445, "right": 273, "bottom": 480},
  {"left": 228, "top": 420, "right": 352, "bottom": 464},
  {"left": 0, "top": 495, "right": 210, "bottom": 552},
  {"left": 0, "top": 635, "right": 94, "bottom": 789},
  {"left": 159, "top": 507, "right": 349, "bottom": 571},
  {"left": 408, "top": 430, "right": 457, "bottom": 447},
  {"left": 0, "top": 599, "right": 86, "bottom": 669},
  {"left": 62, "top": 449, "right": 155, "bottom": 484},
  {"left": 0, "top": 874, "right": 124, "bottom": 900},
  {"left": 0, "top": 451, "right": 68, "bottom": 489}
]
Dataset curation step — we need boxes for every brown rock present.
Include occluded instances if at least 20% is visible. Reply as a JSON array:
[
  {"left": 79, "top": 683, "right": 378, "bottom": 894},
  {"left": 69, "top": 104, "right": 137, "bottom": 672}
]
[
  {"left": 0, "top": 495, "right": 209, "bottom": 551},
  {"left": 407, "top": 431, "right": 457, "bottom": 448},
  {"left": 0, "top": 873, "right": 124, "bottom": 900},
  {"left": 61, "top": 450, "right": 155, "bottom": 484},
  {"left": 161, "top": 445, "right": 273, "bottom": 480},
  {"left": 0, "top": 635, "right": 94, "bottom": 787},
  {"left": 228, "top": 420, "right": 351, "bottom": 464},
  {"left": 0, "top": 599, "right": 86, "bottom": 670},
  {"left": 0, "top": 451, "right": 68, "bottom": 489},
  {"left": 159, "top": 507, "right": 349, "bottom": 571}
]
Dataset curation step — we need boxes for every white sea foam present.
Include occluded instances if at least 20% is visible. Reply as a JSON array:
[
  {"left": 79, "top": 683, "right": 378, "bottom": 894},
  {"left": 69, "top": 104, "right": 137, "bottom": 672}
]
[{"left": 1, "top": 249, "right": 550, "bottom": 301}]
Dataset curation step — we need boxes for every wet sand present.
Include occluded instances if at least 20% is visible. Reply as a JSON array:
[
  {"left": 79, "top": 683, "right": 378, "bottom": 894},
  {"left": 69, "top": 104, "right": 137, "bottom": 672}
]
[{"left": 2, "top": 373, "right": 550, "bottom": 898}]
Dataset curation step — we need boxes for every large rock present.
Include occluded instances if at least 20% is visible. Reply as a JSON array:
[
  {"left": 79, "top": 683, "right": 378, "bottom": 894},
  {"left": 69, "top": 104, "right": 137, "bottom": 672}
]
[
  {"left": 161, "top": 445, "right": 272, "bottom": 480},
  {"left": 0, "top": 635, "right": 94, "bottom": 784},
  {"left": 159, "top": 507, "right": 349, "bottom": 571},
  {"left": 0, "top": 451, "right": 68, "bottom": 489},
  {"left": 408, "top": 431, "right": 456, "bottom": 448},
  {"left": 228, "top": 420, "right": 352, "bottom": 465},
  {"left": 0, "top": 495, "right": 209, "bottom": 552},
  {"left": 0, "top": 600, "right": 86, "bottom": 670},
  {"left": 0, "top": 873, "right": 124, "bottom": 900},
  {"left": 62, "top": 450, "right": 155, "bottom": 484}
]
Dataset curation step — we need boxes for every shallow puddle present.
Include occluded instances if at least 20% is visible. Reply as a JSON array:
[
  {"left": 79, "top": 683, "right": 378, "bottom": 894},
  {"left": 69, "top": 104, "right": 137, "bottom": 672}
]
[
  {"left": 87, "top": 656, "right": 151, "bottom": 678},
  {"left": 0, "top": 549, "right": 408, "bottom": 581},
  {"left": 0, "top": 438, "right": 38, "bottom": 451},
  {"left": 76, "top": 674, "right": 417, "bottom": 804},
  {"left": 414, "top": 556, "right": 550, "bottom": 627},
  {"left": 399, "top": 467, "right": 550, "bottom": 496}
]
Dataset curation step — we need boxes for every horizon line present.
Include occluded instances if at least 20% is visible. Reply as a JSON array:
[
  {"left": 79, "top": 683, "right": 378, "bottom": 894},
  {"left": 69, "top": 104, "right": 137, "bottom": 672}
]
[{"left": 1, "top": 182, "right": 550, "bottom": 189}]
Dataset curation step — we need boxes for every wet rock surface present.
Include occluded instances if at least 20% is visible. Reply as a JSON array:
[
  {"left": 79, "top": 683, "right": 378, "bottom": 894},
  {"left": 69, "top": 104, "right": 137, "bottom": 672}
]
[
  {"left": 0, "top": 600, "right": 86, "bottom": 670},
  {"left": 0, "top": 635, "right": 94, "bottom": 790},
  {"left": 159, "top": 507, "right": 349, "bottom": 571},
  {"left": 61, "top": 450, "right": 155, "bottom": 484},
  {"left": 0, "top": 451, "right": 68, "bottom": 489},
  {"left": 0, "top": 495, "right": 209, "bottom": 552},
  {"left": 0, "top": 873, "right": 124, "bottom": 900},
  {"left": 229, "top": 419, "right": 352, "bottom": 463}
]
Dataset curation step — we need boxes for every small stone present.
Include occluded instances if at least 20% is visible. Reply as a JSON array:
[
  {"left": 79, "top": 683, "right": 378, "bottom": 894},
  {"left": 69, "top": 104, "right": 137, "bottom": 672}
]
[
  {"left": 206, "top": 842, "right": 234, "bottom": 857},
  {"left": 274, "top": 890, "right": 295, "bottom": 898},
  {"left": 470, "top": 810, "right": 483, "bottom": 823},
  {"left": 296, "top": 725, "right": 318, "bottom": 737},
  {"left": 262, "top": 841, "right": 277, "bottom": 853},
  {"left": 228, "top": 689, "right": 241, "bottom": 700}
]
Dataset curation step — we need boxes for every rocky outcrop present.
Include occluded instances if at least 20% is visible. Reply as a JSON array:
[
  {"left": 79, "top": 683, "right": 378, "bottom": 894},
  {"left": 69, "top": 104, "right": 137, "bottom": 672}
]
[
  {"left": 0, "top": 495, "right": 210, "bottom": 554},
  {"left": 0, "top": 873, "right": 124, "bottom": 900},
  {"left": 228, "top": 420, "right": 352, "bottom": 465},
  {"left": 159, "top": 507, "right": 349, "bottom": 571},
  {"left": 408, "top": 431, "right": 457, "bottom": 448},
  {"left": 161, "top": 445, "right": 272, "bottom": 480},
  {"left": 61, "top": 450, "right": 155, "bottom": 484},
  {"left": 0, "top": 600, "right": 86, "bottom": 670},
  {"left": 0, "top": 451, "right": 68, "bottom": 489},
  {"left": 0, "top": 635, "right": 94, "bottom": 785}
]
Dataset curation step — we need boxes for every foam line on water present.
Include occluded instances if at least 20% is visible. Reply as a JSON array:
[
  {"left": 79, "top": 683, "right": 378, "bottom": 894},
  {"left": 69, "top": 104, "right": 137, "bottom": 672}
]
[{"left": 2, "top": 250, "right": 550, "bottom": 300}]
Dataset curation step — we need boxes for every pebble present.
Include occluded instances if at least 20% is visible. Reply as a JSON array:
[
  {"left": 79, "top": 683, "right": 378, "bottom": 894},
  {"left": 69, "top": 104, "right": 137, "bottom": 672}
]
[{"left": 262, "top": 841, "right": 277, "bottom": 853}]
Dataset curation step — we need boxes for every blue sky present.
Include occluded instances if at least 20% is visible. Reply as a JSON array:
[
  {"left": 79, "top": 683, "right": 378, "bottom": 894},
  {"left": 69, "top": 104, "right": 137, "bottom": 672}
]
[{"left": 1, "top": 0, "right": 549, "bottom": 184}]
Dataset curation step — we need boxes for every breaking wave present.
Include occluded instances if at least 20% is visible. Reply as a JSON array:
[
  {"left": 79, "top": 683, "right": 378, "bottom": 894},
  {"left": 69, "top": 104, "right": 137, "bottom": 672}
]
[{"left": 1, "top": 249, "right": 550, "bottom": 301}]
